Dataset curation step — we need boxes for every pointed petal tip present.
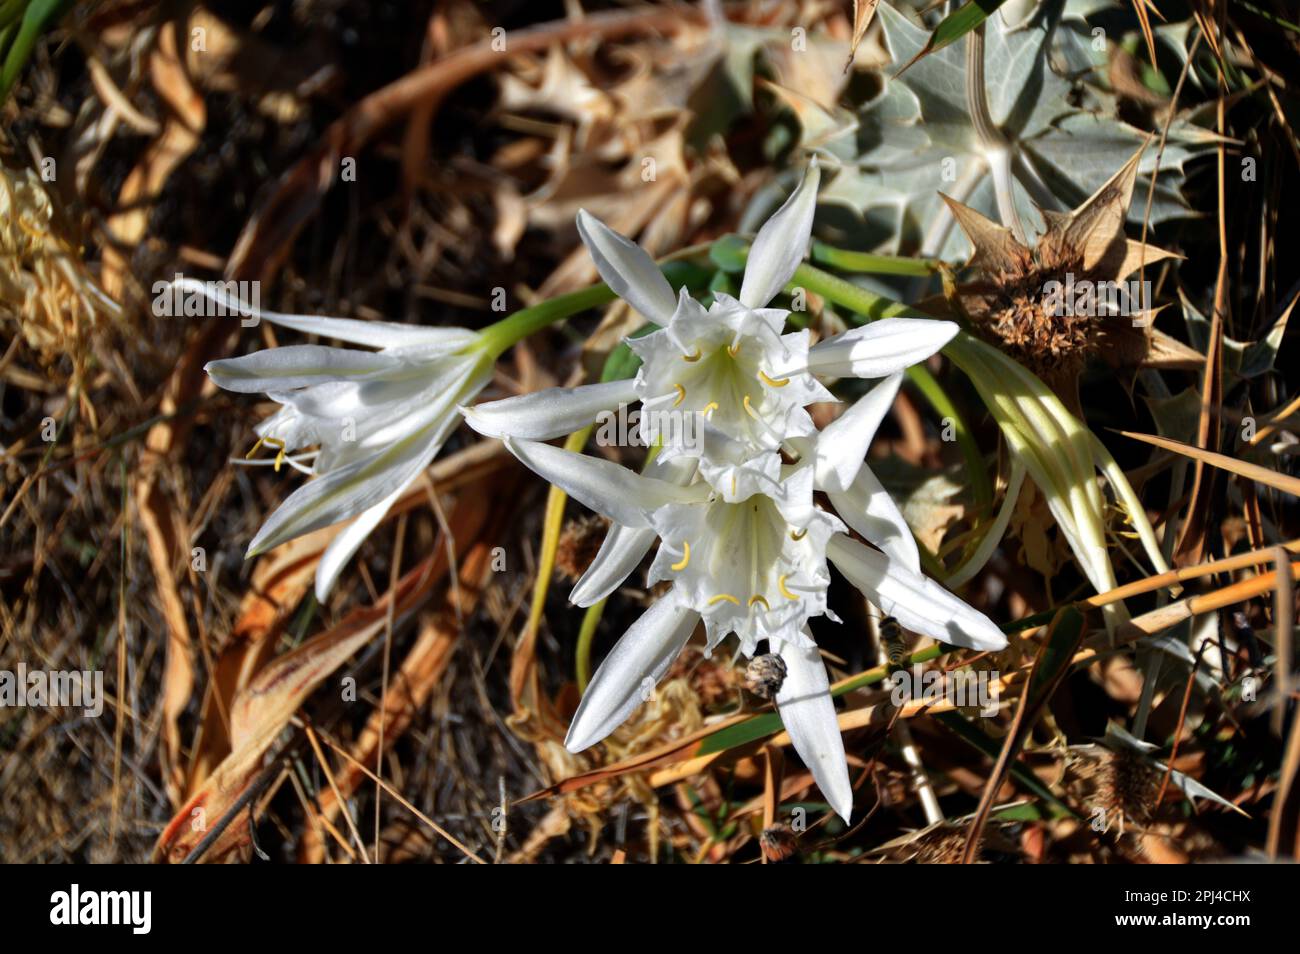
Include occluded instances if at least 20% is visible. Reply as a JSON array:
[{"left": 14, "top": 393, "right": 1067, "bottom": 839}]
[
  {"left": 313, "top": 574, "right": 334, "bottom": 604},
  {"left": 831, "top": 795, "right": 853, "bottom": 826}
]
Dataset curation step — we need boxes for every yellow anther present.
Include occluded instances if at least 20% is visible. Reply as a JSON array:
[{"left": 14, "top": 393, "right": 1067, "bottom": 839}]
[
  {"left": 790, "top": 528, "right": 807, "bottom": 541},
  {"left": 743, "top": 394, "right": 760, "bottom": 419},
  {"left": 670, "top": 541, "right": 691, "bottom": 572},
  {"left": 778, "top": 575, "right": 799, "bottom": 601},
  {"left": 262, "top": 436, "right": 288, "bottom": 472},
  {"left": 758, "top": 370, "right": 790, "bottom": 388},
  {"left": 247, "top": 435, "right": 288, "bottom": 472},
  {"left": 748, "top": 594, "right": 770, "bottom": 610},
  {"left": 702, "top": 401, "right": 719, "bottom": 418},
  {"left": 730, "top": 475, "right": 737, "bottom": 497},
  {"left": 707, "top": 593, "right": 741, "bottom": 607},
  {"left": 672, "top": 383, "right": 686, "bottom": 408},
  {"left": 728, "top": 343, "right": 741, "bottom": 357},
  {"left": 682, "top": 349, "right": 702, "bottom": 362}
]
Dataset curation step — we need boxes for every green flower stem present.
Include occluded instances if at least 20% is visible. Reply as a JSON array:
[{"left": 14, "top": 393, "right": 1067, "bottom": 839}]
[
  {"left": 787, "top": 259, "right": 994, "bottom": 512},
  {"left": 810, "top": 241, "right": 939, "bottom": 277},
  {"left": 574, "top": 436, "right": 663, "bottom": 691},
  {"left": 478, "top": 260, "right": 710, "bottom": 358},
  {"left": 788, "top": 260, "right": 926, "bottom": 321},
  {"left": 575, "top": 597, "right": 606, "bottom": 693}
]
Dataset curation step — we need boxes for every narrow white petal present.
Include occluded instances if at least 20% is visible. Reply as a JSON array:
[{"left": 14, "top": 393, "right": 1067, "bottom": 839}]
[
  {"left": 576, "top": 210, "right": 677, "bottom": 324},
  {"left": 206, "top": 345, "right": 400, "bottom": 393},
  {"left": 314, "top": 485, "right": 405, "bottom": 600},
  {"left": 739, "top": 160, "right": 821, "bottom": 309},
  {"left": 774, "top": 636, "right": 853, "bottom": 823},
  {"left": 810, "top": 373, "right": 903, "bottom": 493},
  {"left": 827, "top": 535, "right": 1006, "bottom": 651},
  {"left": 826, "top": 463, "right": 921, "bottom": 573},
  {"left": 503, "top": 437, "right": 701, "bottom": 529},
  {"left": 462, "top": 379, "right": 638, "bottom": 440},
  {"left": 806, "top": 318, "right": 959, "bottom": 379},
  {"left": 565, "top": 599, "right": 700, "bottom": 752},
  {"left": 247, "top": 410, "right": 460, "bottom": 556},
  {"left": 173, "top": 278, "right": 478, "bottom": 349},
  {"left": 570, "top": 524, "right": 657, "bottom": 606}
]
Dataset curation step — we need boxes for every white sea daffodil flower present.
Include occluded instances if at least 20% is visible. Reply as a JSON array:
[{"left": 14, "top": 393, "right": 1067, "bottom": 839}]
[
  {"left": 481, "top": 430, "right": 1006, "bottom": 823},
  {"left": 183, "top": 279, "right": 493, "bottom": 600},
  {"left": 463, "top": 157, "right": 963, "bottom": 502},
  {"left": 458, "top": 159, "right": 1002, "bottom": 820}
]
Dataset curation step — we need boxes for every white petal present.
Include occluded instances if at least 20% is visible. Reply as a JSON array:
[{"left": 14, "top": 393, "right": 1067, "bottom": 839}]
[
  {"left": 576, "top": 210, "right": 677, "bottom": 324},
  {"left": 740, "top": 159, "right": 821, "bottom": 309},
  {"left": 247, "top": 409, "right": 460, "bottom": 556},
  {"left": 806, "top": 317, "right": 959, "bottom": 379},
  {"left": 569, "top": 524, "right": 657, "bottom": 607},
  {"left": 503, "top": 438, "right": 702, "bottom": 530},
  {"left": 565, "top": 599, "right": 700, "bottom": 752},
  {"left": 314, "top": 484, "right": 405, "bottom": 600},
  {"left": 462, "top": 379, "right": 638, "bottom": 440},
  {"left": 809, "top": 373, "right": 902, "bottom": 493},
  {"left": 173, "top": 278, "right": 478, "bottom": 349},
  {"left": 826, "top": 535, "right": 1006, "bottom": 651},
  {"left": 206, "top": 345, "right": 401, "bottom": 393},
  {"left": 774, "top": 636, "right": 852, "bottom": 823},
  {"left": 826, "top": 463, "right": 921, "bottom": 574}
]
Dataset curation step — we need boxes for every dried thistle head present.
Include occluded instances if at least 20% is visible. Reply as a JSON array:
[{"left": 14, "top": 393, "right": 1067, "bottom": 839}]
[
  {"left": 0, "top": 163, "right": 119, "bottom": 360},
  {"left": 867, "top": 820, "right": 995, "bottom": 864},
  {"left": 1065, "top": 744, "right": 1162, "bottom": 827},
  {"left": 937, "top": 145, "right": 1201, "bottom": 407}
]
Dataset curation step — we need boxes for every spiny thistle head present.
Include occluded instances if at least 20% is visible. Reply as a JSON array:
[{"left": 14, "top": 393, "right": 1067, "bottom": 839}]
[{"left": 937, "top": 145, "right": 1201, "bottom": 405}]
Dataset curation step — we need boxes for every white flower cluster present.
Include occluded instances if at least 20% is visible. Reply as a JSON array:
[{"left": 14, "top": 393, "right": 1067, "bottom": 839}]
[
  {"left": 463, "top": 161, "right": 1006, "bottom": 821},
  {"left": 191, "top": 279, "right": 494, "bottom": 601}
]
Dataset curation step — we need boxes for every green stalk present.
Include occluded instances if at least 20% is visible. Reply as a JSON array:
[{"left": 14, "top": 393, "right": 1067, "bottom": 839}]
[
  {"left": 575, "top": 597, "right": 606, "bottom": 693},
  {"left": 786, "top": 259, "right": 994, "bottom": 511},
  {"left": 810, "top": 241, "right": 939, "bottom": 277},
  {"left": 478, "top": 260, "right": 709, "bottom": 358}
]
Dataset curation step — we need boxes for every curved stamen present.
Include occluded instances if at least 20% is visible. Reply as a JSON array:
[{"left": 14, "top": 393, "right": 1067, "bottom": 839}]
[
  {"left": 672, "top": 383, "right": 686, "bottom": 408},
  {"left": 748, "top": 594, "right": 770, "bottom": 610},
  {"left": 248, "top": 435, "right": 289, "bottom": 472},
  {"left": 742, "top": 394, "right": 760, "bottom": 419},
  {"left": 671, "top": 541, "right": 691, "bottom": 571},
  {"left": 682, "top": 348, "right": 702, "bottom": 362},
  {"left": 758, "top": 370, "right": 790, "bottom": 388},
  {"left": 790, "top": 528, "right": 807, "bottom": 541},
  {"left": 702, "top": 401, "right": 719, "bottom": 418},
  {"left": 778, "top": 575, "right": 799, "bottom": 601},
  {"left": 707, "top": 593, "right": 741, "bottom": 606}
]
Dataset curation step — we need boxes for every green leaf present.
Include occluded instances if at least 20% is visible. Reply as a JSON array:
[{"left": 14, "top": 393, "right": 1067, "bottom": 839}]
[
  {"left": 708, "top": 233, "right": 750, "bottom": 274},
  {"left": 810, "top": 1, "right": 1210, "bottom": 259},
  {"left": 899, "top": 0, "right": 1008, "bottom": 72},
  {"left": 0, "top": 0, "right": 75, "bottom": 104}
]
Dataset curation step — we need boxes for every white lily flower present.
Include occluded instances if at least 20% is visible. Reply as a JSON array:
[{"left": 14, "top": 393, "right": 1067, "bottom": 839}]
[
  {"left": 490, "top": 434, "right": 1006, "bottom": 822},
  {"left": 185, "top": 279, "right": 493, "bottom": 600},
  {"left": 457, "top": 160, "right": 998, "bottom": 820},
  {"left": 461, "top": 160, "right": 961, "bottom": 490}
]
